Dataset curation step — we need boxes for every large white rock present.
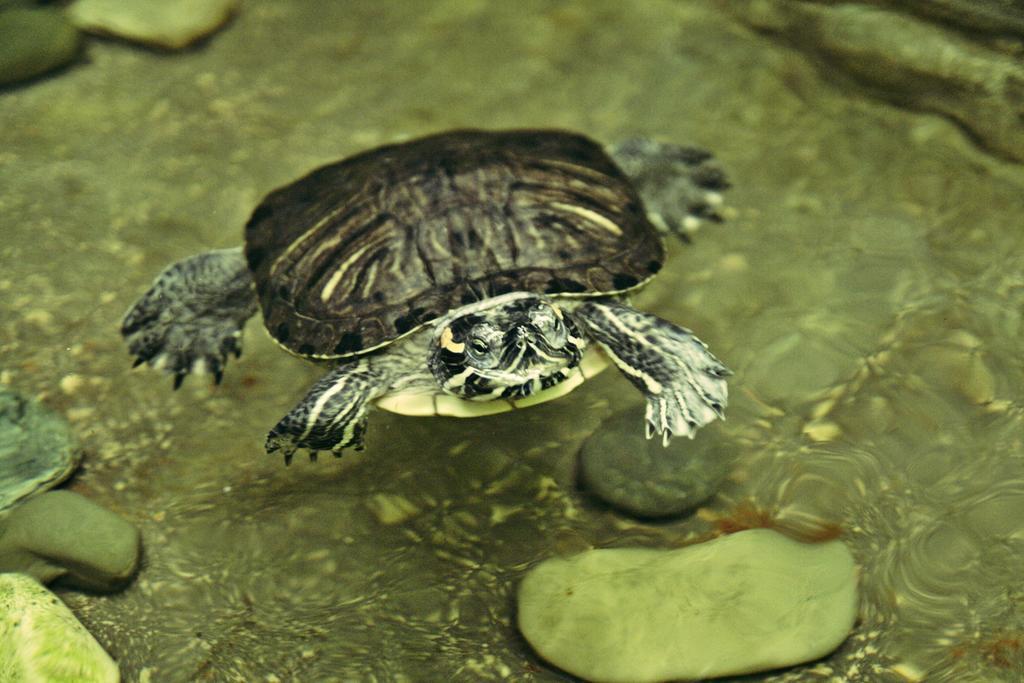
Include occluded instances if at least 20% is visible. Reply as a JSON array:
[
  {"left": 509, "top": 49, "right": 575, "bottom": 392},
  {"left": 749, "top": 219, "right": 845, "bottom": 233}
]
[
  {"left": 0, "top": 573, "right": 119, "bottom": 682},
  {"left": 517, "top": 529, "right": 858, "bottom": 683},
  {"left": 69, "top": 0, "right": 238, "bottom": 50}
]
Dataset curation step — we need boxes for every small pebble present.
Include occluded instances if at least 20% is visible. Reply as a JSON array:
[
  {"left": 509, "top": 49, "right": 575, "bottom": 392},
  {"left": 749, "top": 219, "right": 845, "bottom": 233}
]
[
  {"left": 916, "top": 345, "right": 996, "bottom": 406},
  {"left": 957, "top": 353, "right": 995, "bottom": 405},
  {"left": 803, "top": 419, "right": 842, "bottom": 442},
  {"left": 365, "top": 493, "right": 420, "bottom": 525},
  {"left": 23, "top": 309, "right": 54, "bottom": 328},
  {"left": 66, "top": 406, "right": 96, "bottom": 422},
  {"left": 59, "top": 373, "right": 86, "bottom": 395},
  {"left": 718, "top": 252, "right": 749, "bottom": 272}
]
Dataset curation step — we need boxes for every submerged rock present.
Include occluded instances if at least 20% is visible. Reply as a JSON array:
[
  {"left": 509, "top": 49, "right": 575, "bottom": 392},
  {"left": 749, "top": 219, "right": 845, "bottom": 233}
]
[
  {"left": 0, "top": 8, "right": 82, "bottom": 87},
  {"left": 0, "top": 572, "right": 119, "bottom": 682},
  {"left": 0, "top": 388, "right": 81, "bottom": 512},
  {"left": 579, "top": 407, "right": 729, "bottom": 517},
  {"left": 68, "top": 0, "right": 238, "bottom": 50},
  {"left": 728, "top": 0, "right": 1024, "bottom": 162},
  {"left": 517, "top": 529, "right": 859, "bottom": 682},
  {"left": 0, "top": 491, "right": 141, "bottom": 591},
  {"left": 878, "top": 0, "right": 1024, "bottom": 37}
]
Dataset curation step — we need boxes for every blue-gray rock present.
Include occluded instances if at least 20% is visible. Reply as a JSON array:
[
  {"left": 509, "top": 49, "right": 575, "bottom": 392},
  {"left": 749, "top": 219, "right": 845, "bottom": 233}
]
[{"left": 578, "top": 407, "right": 730, "bottom": 517}]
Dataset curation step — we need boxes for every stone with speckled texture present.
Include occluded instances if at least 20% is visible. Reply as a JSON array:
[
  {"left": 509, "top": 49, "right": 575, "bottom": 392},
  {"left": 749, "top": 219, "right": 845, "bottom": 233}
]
[{"left": 518, "top": 529, "right": 859, "bottom": 682}]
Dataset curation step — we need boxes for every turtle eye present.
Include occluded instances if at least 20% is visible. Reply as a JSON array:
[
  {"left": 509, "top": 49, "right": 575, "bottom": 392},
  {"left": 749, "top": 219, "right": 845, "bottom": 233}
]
[{"left": 462, "top": 323, "right": 502, "bottom": 367}]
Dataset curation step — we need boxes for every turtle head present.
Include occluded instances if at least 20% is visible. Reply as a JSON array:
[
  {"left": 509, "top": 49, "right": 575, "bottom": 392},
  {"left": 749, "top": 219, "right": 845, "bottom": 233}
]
[{"left": 428, "top": 293, "right": 585, "bottom": 400}]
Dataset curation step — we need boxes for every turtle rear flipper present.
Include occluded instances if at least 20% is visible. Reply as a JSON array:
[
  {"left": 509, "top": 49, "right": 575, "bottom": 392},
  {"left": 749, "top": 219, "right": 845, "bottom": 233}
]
[
  {"left": 574, "top": 300, "right": 729, "bottom": 446},
  {"left": 608, "top": 138, "right": 730, "bottom": 241},
  {"left": 122, "top": 247, "right": 256, "bottom": 388}
]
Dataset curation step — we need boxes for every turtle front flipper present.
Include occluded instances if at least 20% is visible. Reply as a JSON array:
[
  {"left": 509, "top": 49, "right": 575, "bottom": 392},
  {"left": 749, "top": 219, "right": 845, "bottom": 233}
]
[
  {"left": 122, "top": 247, "right": 257, "bottom": 388},
  {"left": 266, "top": 359, "right": 391, "bottom": 465},
  {"left": 574, "top": 300, "right": 729, "bottom": 446},
  {"left": 607, "top": 138, "right": 729, "bottom": 241}
]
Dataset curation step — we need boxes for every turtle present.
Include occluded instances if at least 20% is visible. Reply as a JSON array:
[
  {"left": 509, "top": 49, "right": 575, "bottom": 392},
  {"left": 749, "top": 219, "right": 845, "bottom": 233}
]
[{"left": 121, "top": 129, "right": 731, "bottom": 464}]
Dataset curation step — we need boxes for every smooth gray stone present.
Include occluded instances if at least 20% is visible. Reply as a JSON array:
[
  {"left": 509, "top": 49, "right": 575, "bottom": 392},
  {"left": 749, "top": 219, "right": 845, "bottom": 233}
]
[
  {"left": 0, "top": 388, "right": 81, "bottom": 512},
  {"left": 579, "top": 407, "right": 729, "bottom": 517},
  {"left": 518, "top": 529, "right": 860, "bottom": 683},
  {"left": 0, "top": 8, "right": 82, "bottom": 86},
  {"left": 0, "top": 491, "right": 141, "bottom": 591}
]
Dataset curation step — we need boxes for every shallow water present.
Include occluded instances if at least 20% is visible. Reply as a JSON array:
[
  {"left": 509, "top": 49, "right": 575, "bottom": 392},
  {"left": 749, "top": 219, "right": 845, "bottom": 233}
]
[{"left": 2, "top": 1, "right": 1023, "bottom": 681}]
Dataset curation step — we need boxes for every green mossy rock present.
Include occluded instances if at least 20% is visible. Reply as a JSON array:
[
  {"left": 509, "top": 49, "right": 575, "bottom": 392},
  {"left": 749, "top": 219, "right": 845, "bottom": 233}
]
[
  {"left": 0, "top": 8, "right": 81, "bottom": 87},
  {"left": 0, "top": 573, "right": 119, "bottom": 682},
  {"left": 518, "top": 529, "right": 859, "bottom": 682},
  {"left": 0, "top": 389, "right": 80, "bottom": 513}
]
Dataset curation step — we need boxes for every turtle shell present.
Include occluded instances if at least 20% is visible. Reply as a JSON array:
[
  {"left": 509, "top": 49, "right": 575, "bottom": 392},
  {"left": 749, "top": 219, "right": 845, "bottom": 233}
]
[{"left": 244, "top": 129, "right": 664, "bottom": 359}]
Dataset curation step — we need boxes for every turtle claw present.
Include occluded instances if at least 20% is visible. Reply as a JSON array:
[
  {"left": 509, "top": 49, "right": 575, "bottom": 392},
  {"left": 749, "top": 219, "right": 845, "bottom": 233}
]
[
  {"left": 641, "top": 370, "right": 728, "bottom": 446},
  {"left": 265, "top": 418, "right": 366, "bottom": 464},
  {"left": 608, "top": 138, "right": 730, "bottom": 241},
  {"left": 130, "top": 345, "right": 161, "bottom": 369},
  {"left": 575, "top": 300, "right": 729, "bottom": 447},
  {"left": 709, "top": 400, "right": 726, "bottom": 419},
  {"left": 221, "top": 334, "right": 243, "bottom": 361},
  {"left": 265, "top": 361, "right": 379, "bottom": 463},
  {"left": 265, "top": 425, "right": 357, "bottom": 466},
  {"left": 121, "top": 248, "right": 256, "bottom": 390},
  {"left": 264, "top": 433, "right": 297, "bottom": 466},
  {"left": 126, "top": 326, "right": 245, "bottom": 389},
  {"left": 644, "top": 395, "right": 701, "bottom": 446}
]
